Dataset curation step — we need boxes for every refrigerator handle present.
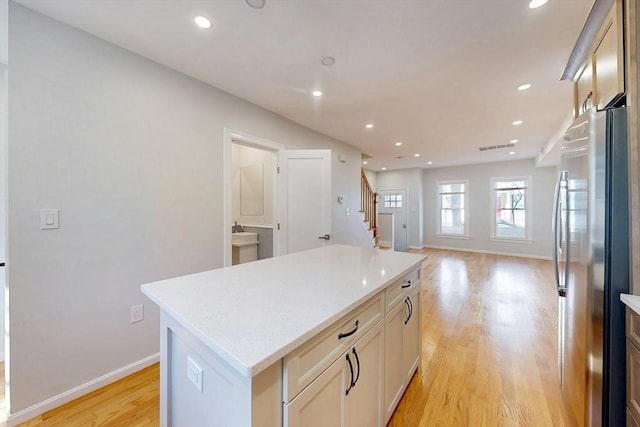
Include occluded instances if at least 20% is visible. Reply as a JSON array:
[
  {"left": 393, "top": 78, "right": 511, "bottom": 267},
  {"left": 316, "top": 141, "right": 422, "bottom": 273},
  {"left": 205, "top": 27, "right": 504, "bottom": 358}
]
[{"left": 552, "top": 171, "right": 567, "bottom": 297}]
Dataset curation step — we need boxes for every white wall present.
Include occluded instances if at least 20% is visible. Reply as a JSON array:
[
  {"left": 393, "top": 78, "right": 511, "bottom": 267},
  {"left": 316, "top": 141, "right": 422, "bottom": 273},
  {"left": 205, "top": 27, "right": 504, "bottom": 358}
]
[
  {"left": 363, "top": 168, "right": 377, "bottom": 192},
  {"left": 231, "top": 144, "right": 275, "bottom": 227},
  {"left": 8, "top": 4, "right": 368, "bottom": 414},
  {"left": 376, "top": 168, "right": 424, "bottom": 249},
  {"left": 423, "top": 159, "right": 556, "bottom": 259}
]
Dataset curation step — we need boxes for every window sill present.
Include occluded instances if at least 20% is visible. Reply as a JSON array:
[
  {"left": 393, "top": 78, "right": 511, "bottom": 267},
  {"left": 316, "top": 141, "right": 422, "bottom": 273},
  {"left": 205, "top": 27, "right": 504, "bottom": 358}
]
[
  {"left": 435, "top": 233, "right": 470, "bottom": 240},
  {"left": 489, "top": 237, "right": 533, "bottom": 244}
]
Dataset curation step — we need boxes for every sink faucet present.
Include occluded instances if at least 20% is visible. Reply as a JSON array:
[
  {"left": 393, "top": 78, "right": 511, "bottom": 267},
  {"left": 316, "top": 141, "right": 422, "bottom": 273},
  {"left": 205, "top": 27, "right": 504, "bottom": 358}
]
[{"left": 233, "top": 221, "right": 244, "bottom": 233}]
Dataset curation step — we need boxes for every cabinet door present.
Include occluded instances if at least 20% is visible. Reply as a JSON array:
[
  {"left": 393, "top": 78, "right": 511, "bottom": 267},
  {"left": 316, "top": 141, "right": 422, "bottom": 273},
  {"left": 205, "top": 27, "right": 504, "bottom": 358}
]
[
  {"left": 403, "top": 289, "right": 421, "bottom": 383},
  {"left": 346, "top": 321, "right": 384, "bottom": 427},
  {"left": 284, "top": 353, "right": 349, "bottom": 427},
  {"left": 593, "top": 2, "right": 624, "bottom": 109},
  {"left": 383, "top": 301, "right": 405, "bottom": 423}
]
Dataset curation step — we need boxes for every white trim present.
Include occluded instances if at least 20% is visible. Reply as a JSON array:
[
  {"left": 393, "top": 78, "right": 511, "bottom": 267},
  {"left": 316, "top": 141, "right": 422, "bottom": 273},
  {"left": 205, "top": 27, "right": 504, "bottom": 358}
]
[
  {"left": 223, "top": 128, "right": 284, "bottom": 267},
  {"left": 407, "top": 245, "right": 424, "bottom": 250},
  {"left": 436, "top": 179, "right": 469, "bottom": 237},
  {"left": 489, "top": 175, "right": 532, "bottom": 241},
  {"left": 489, "top": 237, "right": 534, "bottom": 244},
  {"left": 423, "top": 244, "right": 551, "bottom": 260},
  {"left": 435, "top": 233, "right": 470, "bottom": 240},
  {"left": 7, "top": 353, "right": 159, "bottom": 426}
]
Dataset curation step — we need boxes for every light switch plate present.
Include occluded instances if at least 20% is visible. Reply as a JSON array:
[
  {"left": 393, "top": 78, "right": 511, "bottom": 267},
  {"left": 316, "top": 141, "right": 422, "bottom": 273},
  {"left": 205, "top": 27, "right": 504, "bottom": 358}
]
[{"left": 40, "top": 209, "right": 59, "bottom": 230}]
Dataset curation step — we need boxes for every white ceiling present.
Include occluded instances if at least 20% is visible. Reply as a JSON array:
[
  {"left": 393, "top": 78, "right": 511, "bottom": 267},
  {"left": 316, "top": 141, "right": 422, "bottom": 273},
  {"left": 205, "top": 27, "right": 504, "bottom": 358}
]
[{"left": 14, "top": 0, "right": 593, "bottom": 170}]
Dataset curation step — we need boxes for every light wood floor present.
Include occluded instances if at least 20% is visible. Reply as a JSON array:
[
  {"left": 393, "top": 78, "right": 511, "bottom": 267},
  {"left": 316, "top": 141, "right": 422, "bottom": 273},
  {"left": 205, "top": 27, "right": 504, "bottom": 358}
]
[{"left": 15, "top": 248, "right": 568, "bottom": 426}]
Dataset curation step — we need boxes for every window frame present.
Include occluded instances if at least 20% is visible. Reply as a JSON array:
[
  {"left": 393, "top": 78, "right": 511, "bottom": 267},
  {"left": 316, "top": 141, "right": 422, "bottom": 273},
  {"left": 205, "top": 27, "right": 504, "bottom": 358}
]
[
  {"left": 489, "top": 175, "right": 532, "bottom": 242},
  {"left": 382, "top": 193, "right": 403, "bottom": 209},
  {"left": 436, "top": 180, "right": 469, "bottom": 238}
]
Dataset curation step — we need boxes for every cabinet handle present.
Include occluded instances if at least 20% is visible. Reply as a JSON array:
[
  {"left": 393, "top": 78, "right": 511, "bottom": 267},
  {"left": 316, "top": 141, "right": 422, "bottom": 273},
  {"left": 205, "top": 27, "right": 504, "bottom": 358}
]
[
  {"left": 352, "top": 348, "right": 360, "bottom": 387},
  {"left": 338, "top": 320, "right": 359, "bottom": 339},
  {"left": 408, "top": 296, "right": 413, "bottom": 321},
  {"left": 345, "top": 353, "right": 354, "bottom": 395},
  {"left": 401, "top": 280, "right": 412, "bottom": 289},
  {"left": 404, "top": 297, "right": 411, "bottom": 325}
]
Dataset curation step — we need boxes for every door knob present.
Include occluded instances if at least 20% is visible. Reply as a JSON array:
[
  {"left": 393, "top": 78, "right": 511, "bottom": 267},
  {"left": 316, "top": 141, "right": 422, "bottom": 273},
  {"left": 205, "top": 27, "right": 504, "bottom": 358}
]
[{"left": 318, "top": 234, "right": 331, "bottom": 240}]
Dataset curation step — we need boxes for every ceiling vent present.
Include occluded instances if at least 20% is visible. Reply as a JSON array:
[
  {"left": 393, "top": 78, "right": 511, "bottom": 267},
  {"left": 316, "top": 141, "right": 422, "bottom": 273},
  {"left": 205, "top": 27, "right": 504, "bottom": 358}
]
[{"left": 478, "top": 143, "right": 516, "bottom": 152}]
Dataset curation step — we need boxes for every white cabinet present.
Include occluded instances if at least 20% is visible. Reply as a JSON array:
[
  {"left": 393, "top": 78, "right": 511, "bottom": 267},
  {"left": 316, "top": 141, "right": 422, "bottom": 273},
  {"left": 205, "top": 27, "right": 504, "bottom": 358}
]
[
  {"left": 285, "top": 322, "right": 384, "bottom": 427},
  {"left": 403, "top": 289, "right": 421, "bottom": 383},
  {"left": 383, "top": 286, "right": 421, "bottom": 423},
  {"left": 145, "top": 245, "right": 425, "bottom": 427},
  {"left": 283, "top": 293, "right": 384, "bottom": 401},
  {"left": 284, "top": 352, "right": 348, "bottom": 427}
]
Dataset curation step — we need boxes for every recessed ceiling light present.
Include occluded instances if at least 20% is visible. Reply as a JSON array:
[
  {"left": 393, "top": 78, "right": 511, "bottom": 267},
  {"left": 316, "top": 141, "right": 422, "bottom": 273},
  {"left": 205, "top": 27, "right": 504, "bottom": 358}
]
[
  {"left": 362, "top": 161, "right": 368, "bottom": 165},
  {"left": 246, "top": 0, "right": 266, "bottom": 9},
  {"left": 510, "top": 139, "right": 519, "bottom": 143},
  {"left": 509, "top": 151, "right": 516, "bottom": 155},
  {"left": 194, "top": 16, "right": 212, "bottom": 29},
  {"left": 427, "top": 161, "right": 433, "bottom": 165},
  {"left": 529, "top": 0, "right": 548, "bottom": 9},
  {"left": 414, "top": 153, "right": 420, "bottom": 157},
  {"left": 517, "top": 83, "right": 532, "bottom": 91},
  {"left": 321, "top": 56, "right": 335, "bottom": 66},
  {"left": 312, "top": 90, "right": 323, "bottom": 97},
  {"left": 395, "top": 142, "right": 402, "bottom": 146},
  {"left": 381, "top": 167, "right": 387, "bottom": 171},
  {"left": 365, "top": 123, "right": 374, "bottom": 129},
  {"left": 513, "top": 120, "right": 523, "bottom": 126}
]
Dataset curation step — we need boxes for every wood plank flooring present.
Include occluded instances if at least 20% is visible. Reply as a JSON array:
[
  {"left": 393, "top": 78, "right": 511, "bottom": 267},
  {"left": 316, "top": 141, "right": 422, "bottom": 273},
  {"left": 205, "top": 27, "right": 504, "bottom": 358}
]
[
  {"left": 15, "top": 248, "right": 568, "bottom": 426},
  {"left": 389, "top": 249, "right": 569, "bottom": 426}
]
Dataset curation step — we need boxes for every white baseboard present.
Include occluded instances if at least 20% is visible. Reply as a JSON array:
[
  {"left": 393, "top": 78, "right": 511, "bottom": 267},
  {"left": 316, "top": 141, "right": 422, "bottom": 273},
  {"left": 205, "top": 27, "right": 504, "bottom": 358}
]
[
  {"left": 423, "top": 245, "right": 552, "bottom": 260},
  {"left": 408, "top": 245, "right": 425, "bottom": 250},
  {"left": 7, "top": 353, "right": 159, "bottom": 426}
]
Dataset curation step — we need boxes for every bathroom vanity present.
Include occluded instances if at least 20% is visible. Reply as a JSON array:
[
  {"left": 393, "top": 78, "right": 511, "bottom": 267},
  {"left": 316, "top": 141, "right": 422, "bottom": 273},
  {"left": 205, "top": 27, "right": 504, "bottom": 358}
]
[{"left": 142, "top": 245, "right": 425, "bottom": 427}]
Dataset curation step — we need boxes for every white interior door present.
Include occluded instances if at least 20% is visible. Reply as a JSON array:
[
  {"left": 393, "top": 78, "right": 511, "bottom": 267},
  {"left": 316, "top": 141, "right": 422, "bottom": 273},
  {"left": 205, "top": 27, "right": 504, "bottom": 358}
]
[
  {"left": 278, "top": 150, "right": 331, "bottom": 254},
  {"left": 378, "top": 190, "right": 407, "bottom": 251}
]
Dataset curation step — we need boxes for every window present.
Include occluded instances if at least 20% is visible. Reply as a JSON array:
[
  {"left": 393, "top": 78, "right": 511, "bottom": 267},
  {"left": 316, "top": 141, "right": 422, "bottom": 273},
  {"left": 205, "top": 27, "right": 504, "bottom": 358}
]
[
  {"left": 383, "top": 193, "right": 403, "bottom": 208},
  {"left": 437, "top": 181, "right": 468, "bottom": 236},
  {"left": 491, "top": 176, "right": 531, "bottom": 240}
]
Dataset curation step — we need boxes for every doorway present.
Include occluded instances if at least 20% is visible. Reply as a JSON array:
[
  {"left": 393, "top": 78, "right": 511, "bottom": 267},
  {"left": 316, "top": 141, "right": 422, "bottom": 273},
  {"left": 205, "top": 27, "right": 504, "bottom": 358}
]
[
  {"left": 224, "top": 129, "right": 282, "bottom": 267},
  {"left": 378, "top": 189, "right": 408, "bottom": 251},
  {"left": 223, "top": 130, "right": 333, "bottom": 264}
]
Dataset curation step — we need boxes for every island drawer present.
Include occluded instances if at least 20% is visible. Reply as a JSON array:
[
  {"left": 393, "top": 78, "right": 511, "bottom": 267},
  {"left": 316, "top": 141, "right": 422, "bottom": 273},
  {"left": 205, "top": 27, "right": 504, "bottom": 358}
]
[
  {"left": 283, "top": 292, "right": 384, "bottom": 402},
  {"left": 385, "top": 267, "right": 420, "bottom": 313}
]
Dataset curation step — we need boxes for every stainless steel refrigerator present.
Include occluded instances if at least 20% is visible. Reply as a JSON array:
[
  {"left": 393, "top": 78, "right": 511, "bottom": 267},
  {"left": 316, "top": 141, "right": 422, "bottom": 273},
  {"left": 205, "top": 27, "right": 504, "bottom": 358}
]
[{"left": 553, "top": 106, "right": 628, "bottom": 426}]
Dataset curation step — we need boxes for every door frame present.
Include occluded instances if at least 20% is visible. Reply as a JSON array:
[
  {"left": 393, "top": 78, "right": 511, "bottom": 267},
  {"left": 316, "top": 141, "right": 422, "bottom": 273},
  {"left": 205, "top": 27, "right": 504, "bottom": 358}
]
[
  {"left": 223, "top": 128, "right": 284, "bottom": 267},
  {"left": 378, "top": 189, "right": 408, "bottom": 251}
]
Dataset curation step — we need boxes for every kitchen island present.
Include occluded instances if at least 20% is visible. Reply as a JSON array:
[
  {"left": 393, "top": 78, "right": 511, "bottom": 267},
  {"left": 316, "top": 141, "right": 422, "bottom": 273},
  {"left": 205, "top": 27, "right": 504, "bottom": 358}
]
[{"left": 142, "top": 244, "right": 425, "bottom": 427}]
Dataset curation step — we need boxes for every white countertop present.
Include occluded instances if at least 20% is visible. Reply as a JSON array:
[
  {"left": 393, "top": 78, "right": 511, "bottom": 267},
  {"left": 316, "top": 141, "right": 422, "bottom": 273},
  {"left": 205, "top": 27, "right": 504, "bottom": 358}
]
[
  {"left": 621, "top": 294, "right": 640, "bottom": 316},
  {"left": 141, "top": 244, "right": 425, "bottom": 378}
]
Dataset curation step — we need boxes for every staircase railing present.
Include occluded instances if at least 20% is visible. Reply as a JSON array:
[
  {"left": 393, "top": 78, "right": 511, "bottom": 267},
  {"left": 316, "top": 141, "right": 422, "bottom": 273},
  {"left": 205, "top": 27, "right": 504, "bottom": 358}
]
[{"left": 361, "top": 169, "right": 378, "bottom": 240}]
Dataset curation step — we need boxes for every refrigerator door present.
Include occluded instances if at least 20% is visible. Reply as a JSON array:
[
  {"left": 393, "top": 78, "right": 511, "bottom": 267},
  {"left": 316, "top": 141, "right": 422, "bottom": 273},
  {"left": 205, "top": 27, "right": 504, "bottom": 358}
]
[
  {"left": 560, "top": 111, "right": 592, "bottom": 427},
  {"left": 591, "top": 106, "right": 628, "bottom": 427}
]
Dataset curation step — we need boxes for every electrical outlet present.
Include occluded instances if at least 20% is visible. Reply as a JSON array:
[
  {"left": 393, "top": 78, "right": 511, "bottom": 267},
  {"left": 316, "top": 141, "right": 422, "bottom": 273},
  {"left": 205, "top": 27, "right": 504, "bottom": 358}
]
[
  {"left": 130, "top": 304, "right": 144, "bottom": 323},
  {"left": 187, "top": 356, "right": 203, "bottom": 392}
]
